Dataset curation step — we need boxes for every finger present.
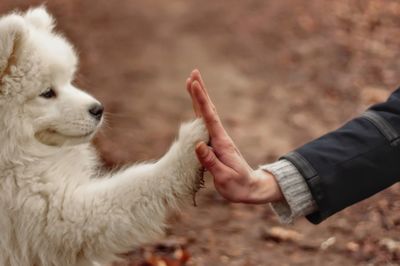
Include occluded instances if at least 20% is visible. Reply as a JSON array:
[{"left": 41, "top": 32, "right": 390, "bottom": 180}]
[
  {"left": 191, "top": 69, "right": 207, "bottom": 92},
  {"left": 191, "top": 81, "right": 228, "bottom": 139},
  {"left": 190, "top": 69, "right": 213, "bottom": 105},
  {"left": 196, "top": 142, "right": 228, "bottom": 176},
  {"left": 186, "top": 77, "right": 201, "bottom": 117}
]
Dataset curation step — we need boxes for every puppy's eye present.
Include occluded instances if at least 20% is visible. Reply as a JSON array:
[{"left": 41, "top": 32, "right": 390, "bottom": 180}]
[{"left": 40, "top": 88, "right": 56, "bottom": 99}]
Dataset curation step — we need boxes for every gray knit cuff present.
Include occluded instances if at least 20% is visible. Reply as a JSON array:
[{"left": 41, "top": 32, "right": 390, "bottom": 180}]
[{"left": 260, "top": 159, "right": 317, "bottom": 224}]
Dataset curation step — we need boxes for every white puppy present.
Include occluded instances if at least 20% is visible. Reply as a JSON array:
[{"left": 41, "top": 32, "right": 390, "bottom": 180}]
[{"left": 0, "top": 7, "right": 208, "bottom": 266}]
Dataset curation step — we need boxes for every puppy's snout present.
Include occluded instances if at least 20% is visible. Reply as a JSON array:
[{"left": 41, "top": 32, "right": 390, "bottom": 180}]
[{"left": 88, "top": 103, "right": 104, "bottom": 120}]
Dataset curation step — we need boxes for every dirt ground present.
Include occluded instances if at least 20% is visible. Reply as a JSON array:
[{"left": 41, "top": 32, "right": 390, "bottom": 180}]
[{"left": 1, "top": 1, "right": 400, "bottom": 265}]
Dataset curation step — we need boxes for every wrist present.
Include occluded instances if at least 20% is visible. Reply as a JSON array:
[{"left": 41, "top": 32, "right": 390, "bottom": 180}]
[{"left": 244, "top": 169, "right": 284, "bottom": 204}]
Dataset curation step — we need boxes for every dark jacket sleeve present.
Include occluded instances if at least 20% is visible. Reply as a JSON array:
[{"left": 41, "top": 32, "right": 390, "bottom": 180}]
[{"left": 282, "top": 88, "right": 400, "bottom": 224}]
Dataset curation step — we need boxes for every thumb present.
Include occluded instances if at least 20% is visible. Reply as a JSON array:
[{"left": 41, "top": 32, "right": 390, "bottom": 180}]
[{"left": 195, "top": 142, "right": 226, "bottom": 176}]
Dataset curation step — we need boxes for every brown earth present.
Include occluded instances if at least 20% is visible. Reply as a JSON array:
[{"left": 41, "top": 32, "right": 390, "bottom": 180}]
[{"left": 1, "top": 1, "right": 400, "bottom": 265}]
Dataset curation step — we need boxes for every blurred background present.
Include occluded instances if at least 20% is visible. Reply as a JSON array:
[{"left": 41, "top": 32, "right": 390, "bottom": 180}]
[{"left": 1, "top": 0, "right": 400, "bottom": 265}]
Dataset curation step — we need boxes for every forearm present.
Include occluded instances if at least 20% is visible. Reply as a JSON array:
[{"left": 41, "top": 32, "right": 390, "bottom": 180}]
[
  {"left": 246, "top": 160, "right": 317, "bottom": 224},
  {"left": 258, "top": 160, "right": 317, "bottom": 223},
  {"left": 57, "top": 163, "right": 172, "bottom": 257},
  {"left": 281, "top": 88, "right": 400, "bottom": 224},
  {"left": 55, "top": 137, "right": 204, "bottom": 258}
]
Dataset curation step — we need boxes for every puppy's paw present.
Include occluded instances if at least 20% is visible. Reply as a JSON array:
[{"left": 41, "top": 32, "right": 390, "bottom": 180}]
[
  {"left": 178, "top": 118, "right": 209, "bottom": 150},
  {"left": 177, "top": 119, "right": 209, "bottom": 198}
]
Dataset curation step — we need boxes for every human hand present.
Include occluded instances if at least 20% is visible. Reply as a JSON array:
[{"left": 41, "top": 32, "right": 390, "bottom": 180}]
[{"left": 186, "top": 70, "right": 283, "bottom": 204}]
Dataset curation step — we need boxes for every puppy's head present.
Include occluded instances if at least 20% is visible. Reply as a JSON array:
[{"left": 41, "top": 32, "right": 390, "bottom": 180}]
[{"left": 0, "top": 7, "right": 103, "bottom": 147}]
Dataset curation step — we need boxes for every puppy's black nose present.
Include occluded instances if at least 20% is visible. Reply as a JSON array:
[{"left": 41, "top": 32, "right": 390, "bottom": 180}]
[{"left": 88, "top": 103, "right": 104, "bottom": 120}]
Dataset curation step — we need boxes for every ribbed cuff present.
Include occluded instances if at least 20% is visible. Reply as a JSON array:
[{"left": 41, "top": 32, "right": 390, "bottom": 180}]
[{"left": 260, "top": 159, "right": 317, "bottom": 224}]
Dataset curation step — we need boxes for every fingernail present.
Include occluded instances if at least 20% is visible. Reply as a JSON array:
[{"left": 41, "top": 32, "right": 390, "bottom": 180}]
[{"left": 196, "top": 142, "right": 208, "bottom": 157}]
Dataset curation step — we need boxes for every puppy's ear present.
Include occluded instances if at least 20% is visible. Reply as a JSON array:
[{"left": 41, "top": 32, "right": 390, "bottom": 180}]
[
  {"left": 24, "top": 6, "right": 55, "bottom": 32},
  {"left": 0, "top": 14, "right": 27, "bottom": 81}
]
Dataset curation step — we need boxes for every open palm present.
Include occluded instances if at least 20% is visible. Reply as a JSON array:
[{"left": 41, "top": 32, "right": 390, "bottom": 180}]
[{"left": 186, "top": 70, "right": 283, "bottom": 204}]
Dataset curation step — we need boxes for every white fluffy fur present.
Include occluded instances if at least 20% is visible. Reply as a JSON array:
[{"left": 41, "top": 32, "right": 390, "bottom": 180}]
[{"left": 0, "top": 7, "right": 208, "bottom": 266}]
